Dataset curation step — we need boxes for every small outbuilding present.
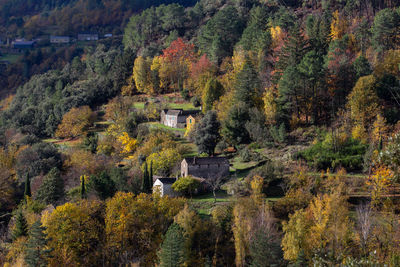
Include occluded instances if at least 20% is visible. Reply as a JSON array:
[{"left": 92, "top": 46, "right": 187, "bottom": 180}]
[{"left": 153, "top": 177, "right": 177, "bottom": 197}]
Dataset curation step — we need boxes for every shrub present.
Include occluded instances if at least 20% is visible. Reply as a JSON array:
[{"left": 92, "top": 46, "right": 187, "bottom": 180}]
[{"left": 298, "top": 134, "right": 368, "bottom": 171}]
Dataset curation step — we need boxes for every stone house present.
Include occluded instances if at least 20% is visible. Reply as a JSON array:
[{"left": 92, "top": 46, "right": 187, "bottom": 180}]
[
  {"left": 181, "top": 157, "right": 230, "bottom": 179},
  {"left": 50, "top": 35, "right": 70, "bottom": 44},
  {"left": 153, "top": 177, "right": 177, "bottom": 197},
  {"left": 160, "top": 109, "right": 200, "bottom": 128}
]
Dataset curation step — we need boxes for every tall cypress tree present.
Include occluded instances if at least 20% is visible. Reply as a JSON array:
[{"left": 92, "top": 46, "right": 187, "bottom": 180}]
[
  {"left": 158, "top": 223, "right": 185, "bottom": 267},
  {"left": 24, "top": 221, "right": 52, "bottom": 267},
  {"left": 24, "top": 174, "right": 31, "bottom": 199},
  {"left": 12, "top": 208, "right": 27, "bottom": 240},
  {"left": 80, "top": 175, "right": 86, "bottom": 199},
  {"left": 148, "top": 161, "right": 154, "bottom": 193},
  {"left": 142, "top": 162, "right": 149, "bottom": 193}
]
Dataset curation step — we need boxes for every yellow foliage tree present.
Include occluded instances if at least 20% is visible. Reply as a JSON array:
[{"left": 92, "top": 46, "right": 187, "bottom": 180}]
[
  {"left": 146, "top": 148, "right": 181, "bottom": 176},
  {"left": 347, "top": 75, "right": 381, "bottom": 137},
  {"left": 281, "top": 209, "right": 309, "bottom": 261},
  {"left": 42, "top": 200, "right": 104, "bottom": 266},
  {"left": 117, "top": 132, "right": 138, "bottom": 155},
  {"left": 367, "top": 166, "right": 393, "bottom": 208},
  {"left": 330, "top": 10, "right": 347, "bottom": 40},
  {"left": 282, "top": 192, "right": 352, "bottom": 263},
  {"left": 372, "top": 114, "right": 388, "bottom": 145},
  {"left": 105, "top": 192, "right": 185, "bottom": 265},
  {"left": 263, "top": 87, "right": 277, "bottom": 124}
]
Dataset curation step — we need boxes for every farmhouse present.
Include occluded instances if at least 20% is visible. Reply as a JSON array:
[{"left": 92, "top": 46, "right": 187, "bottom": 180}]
[
  {"left": 160, "top": 109, "right": 200, "bottom": 128},
  {"left": 153, "top": 177, "right": 177, "bottom": 197},
  {"left": 181, "top": 157, "right": 230, "bottom": 179},
  {"left": 77, "top": 33, "right": 99, "bottom": 41},
  {"left": 50, "top": 35, "right": 70, "bottom": 44}
]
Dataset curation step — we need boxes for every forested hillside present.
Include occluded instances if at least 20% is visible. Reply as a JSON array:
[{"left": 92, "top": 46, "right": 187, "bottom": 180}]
[{"left": 2, "top": 0, "right": 400, "bottom": 266}]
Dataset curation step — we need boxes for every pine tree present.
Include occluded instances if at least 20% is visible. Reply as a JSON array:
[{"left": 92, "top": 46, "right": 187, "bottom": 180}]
[
  {"left": 24, "top": 221, "right": 52, "bottom": 267},
  {"left": 24, "top": 174, "right": 31, "bottom": 199},
  {"left": 158, "top": 223, "right": 185, "bottom": 267},
  {"left": 250, "top": 228, "right": 282, "bottom": 267},
  {"left": 194, "top": 111, "right": 221, "bottom": 155},
  {"left": 35, "top": 167, "right": 64, "bottom": 205},
  {"left": 12, "top": 208, "right": 27, "bottom": 240},
  {"left": 234, "top": 58, "right": 260, "bottom": 107},
  {"left": 293, "top": 249, "right": 307, "bottom": 267}
]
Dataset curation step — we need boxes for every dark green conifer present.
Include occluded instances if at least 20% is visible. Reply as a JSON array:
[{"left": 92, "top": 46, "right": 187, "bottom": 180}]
[
  {"left": 12, "top": 208, "right": 27, "bottom": 240},
  {"left": 35, "top": 167, "right": 64, "bottom": 205},
  {"left": 24, "top": 221, "right": 52, "bottom": 267},
  {"left": 81, "top": 176, "right": 86, "bottom": 199},
  {"left": 149, "top": 161, "right": 154, "bottom": 193},
  {"left": 24, "top": 174, "right": 31, "bottom": 199},
  {"left": 158, "top": 223, "right": 185, "bottom": 267},
  {"left": 142, "top": 162, "right": 149, "bottom": 193}
]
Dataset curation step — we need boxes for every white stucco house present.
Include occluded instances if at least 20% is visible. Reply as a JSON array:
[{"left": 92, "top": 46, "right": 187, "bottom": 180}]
[{"left": 153, "top": 178, "right": 177, "bottom": 197}]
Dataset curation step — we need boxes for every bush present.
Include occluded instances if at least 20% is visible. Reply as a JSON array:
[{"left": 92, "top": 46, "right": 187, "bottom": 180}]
[
  {"left": 191, "top": 96, "right": 201, "bottom": 107},
  {"left": 239, "top": 146, "right": 252, "bottom": 162},
  {"left": 181, "top": 88, "right": 190, "bottom": 100},
  {"left": 298, "top": 135, "right": 368, "bottom": 171}
]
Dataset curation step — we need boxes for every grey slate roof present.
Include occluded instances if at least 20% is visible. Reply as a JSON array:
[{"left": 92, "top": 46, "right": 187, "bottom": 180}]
[
  {"left": 157, "top": 178, "right": 177, "bottom": 184},
  {"left": 184, "top": 157, "right": 229, "bottom": 166}
]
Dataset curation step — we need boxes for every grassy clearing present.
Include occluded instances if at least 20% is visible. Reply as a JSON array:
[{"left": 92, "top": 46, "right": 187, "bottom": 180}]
[
  {"left": 132, "top": 102, "right": 145, "bottom": 109},
  {"left": 0, "top": 54, "right": 20, "bottom": 63},
  {"left": 132, "top": 101, "right": 199, "bottom": 111},
  {"left": 147, "top": 122, "right": 186, "bottom": 132},
  {"left": 167, "top": 102, "right": 198, "bottom": 110},
  {"left": 177, "top": 139, "right": 198, "bottom": 157},
  {"left": 230, "top": 156, "right": 259, "bottom": 170},
  {"left": 43, "top": 137, "right": 82, "bottom": 148},
  {"left": 190, "top": 190, "right": 232, "bottom": 215}
]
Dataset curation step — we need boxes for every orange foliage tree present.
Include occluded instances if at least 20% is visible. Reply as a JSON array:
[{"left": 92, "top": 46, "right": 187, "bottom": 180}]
[{"left": 55, "top": 106, "right": 95, "bottom": 139}]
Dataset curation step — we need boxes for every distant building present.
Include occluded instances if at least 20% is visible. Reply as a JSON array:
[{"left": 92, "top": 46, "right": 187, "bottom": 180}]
[
  {"left": 181, "top": 157, "right": 230, "bottom": 179},
  {"left": 50, "top": 35, "right": 70, "bottom": 44},
  {"left": 160, "top": 109, "right": 201, "bottom": 128},
  {"left": 12, "top": 40, "right": 35, "bottom": 49},
  {"left": 104, "top": 34, "right": 113, "bottom": 38},
  {"left": 153, "top": 178, "right": 177, "bottom": 197},
  {"left": 77, "top": 33, "right": 98, "bottom": 41}
]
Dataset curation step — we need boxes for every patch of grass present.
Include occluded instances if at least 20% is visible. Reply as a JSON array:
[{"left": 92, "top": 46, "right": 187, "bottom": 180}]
[
  {"left": 190, "top": 191, "right": 232, "bottom": 215},
  {"left": 192, "top": 191, "right": 230, "bottom": 203},
  {"left": 167, "top": 102, "right": 198, "bottom": 110},
  {"left": 147, "top": 122, "right": 186, "bottom": 132},
  {"left": 132, "top": 102, "right": 145, "bottom": 109},
  {"left": 177, "top": 139, "right": 198, "bottom": 157},
  {"left": 231, "top": 156, "right": 259, "bottom": 170},
  {"left": 0, "top": 54, "right": 20, "bottom": 63},
  {"left": 42, "top": 138, "right": 58, "bottom": 143}
]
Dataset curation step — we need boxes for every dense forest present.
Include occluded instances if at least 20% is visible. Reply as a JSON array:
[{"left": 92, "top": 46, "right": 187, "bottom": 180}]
[{"left": 2, "top": 0, "right": 400, "bottom": 266}]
